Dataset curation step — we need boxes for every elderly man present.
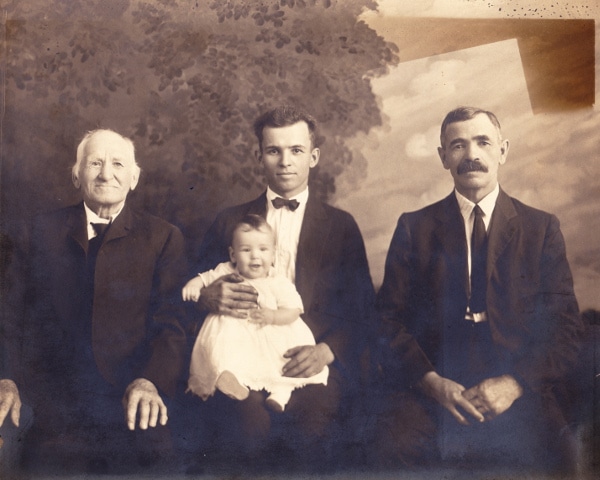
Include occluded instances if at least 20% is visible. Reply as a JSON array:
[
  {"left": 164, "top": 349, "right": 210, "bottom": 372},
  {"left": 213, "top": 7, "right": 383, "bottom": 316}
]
[
  {"left": 23, "top": 129, "right": 188, "bottom": 472},
  {"left": 374, "top": 107, "right": 584, "bottom": 473}
]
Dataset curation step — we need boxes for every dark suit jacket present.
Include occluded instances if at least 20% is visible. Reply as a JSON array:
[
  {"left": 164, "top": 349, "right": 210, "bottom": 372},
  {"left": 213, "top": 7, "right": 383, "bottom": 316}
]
[
  {"left": 377, "top": 189, "right": 583, "bottom": 401},
  {"left": 194, "top": 192, "right": 375, "bottom": 383},
  {"left": 26, "top": 202, "right": 188, "bottom": 411},
  {"left": 1, "top": 232, "right": 21, "bottom": 384}
]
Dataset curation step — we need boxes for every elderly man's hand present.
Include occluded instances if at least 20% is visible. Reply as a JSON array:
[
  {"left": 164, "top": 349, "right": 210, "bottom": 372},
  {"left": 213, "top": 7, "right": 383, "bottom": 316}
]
[
  {"left": 462, "top": 374, "right": 523, "bottom": 421},
  {"left": 122, "top": 378, "right": 167, "bottom": 431},
  {"left": 198, "top": 273, "right": 258, "bottom": 318},
  {"left": 0, "top": 379, "right": 21, "bottom": 428},
  {"left": 282, "top": 343, "right": 334, "bottom": 378},
  {"left": 419, "top": 371, "right": 484, "bottom": 425}
]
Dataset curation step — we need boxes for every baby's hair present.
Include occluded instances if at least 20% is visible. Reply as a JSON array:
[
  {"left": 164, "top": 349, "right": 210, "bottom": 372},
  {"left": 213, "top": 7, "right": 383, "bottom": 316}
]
[{"left": 231, "top": 214, "right": 274, "bottom": 244}]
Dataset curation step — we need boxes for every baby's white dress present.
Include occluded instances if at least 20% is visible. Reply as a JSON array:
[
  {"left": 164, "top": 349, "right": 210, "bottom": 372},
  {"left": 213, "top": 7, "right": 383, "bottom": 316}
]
[{"left": 188, "top": 262, "right": 328, "bottom": 409}]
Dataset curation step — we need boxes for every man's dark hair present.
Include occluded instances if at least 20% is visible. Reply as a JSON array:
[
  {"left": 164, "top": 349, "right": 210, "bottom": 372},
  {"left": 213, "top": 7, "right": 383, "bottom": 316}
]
[
  {"left": 440, "top": 107, "right": 502, "bottom": 146},
  {"left": 253, "top": 105, "right": 318, "bottom": 150}
]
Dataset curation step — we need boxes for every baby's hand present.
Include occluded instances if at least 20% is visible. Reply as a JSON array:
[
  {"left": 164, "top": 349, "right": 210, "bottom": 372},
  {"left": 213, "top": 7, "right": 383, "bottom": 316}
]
[
  {"left": 248, "top": 309, "right": 274, "bottom": 325},
  {"left": 182, "top": 276, "right": 204, "bottom": 302}
]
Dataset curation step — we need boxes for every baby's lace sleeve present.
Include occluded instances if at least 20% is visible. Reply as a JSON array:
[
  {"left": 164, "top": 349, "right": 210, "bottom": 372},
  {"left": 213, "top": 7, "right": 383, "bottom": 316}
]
[{"left": 198, "top": 261, "right": 237, "bottom": 287}]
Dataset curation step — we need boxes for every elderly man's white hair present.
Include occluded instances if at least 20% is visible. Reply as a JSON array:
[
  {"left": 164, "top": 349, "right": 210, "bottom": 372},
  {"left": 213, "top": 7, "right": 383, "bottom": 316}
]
[{"left": 72, "top": 129, "right": 140, "bottom": 183}]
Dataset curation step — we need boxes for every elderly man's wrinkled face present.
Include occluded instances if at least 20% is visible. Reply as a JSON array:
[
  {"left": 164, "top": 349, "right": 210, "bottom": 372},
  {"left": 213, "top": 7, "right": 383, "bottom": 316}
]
[{"left": 74, "top": 131, "right": 139, "bottom": 215}]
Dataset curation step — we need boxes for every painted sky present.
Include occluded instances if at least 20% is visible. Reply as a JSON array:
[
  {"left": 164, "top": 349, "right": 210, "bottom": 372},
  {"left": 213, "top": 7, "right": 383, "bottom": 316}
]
[{"left": 334, "top": 0, "right": 600, "bottom": 310}]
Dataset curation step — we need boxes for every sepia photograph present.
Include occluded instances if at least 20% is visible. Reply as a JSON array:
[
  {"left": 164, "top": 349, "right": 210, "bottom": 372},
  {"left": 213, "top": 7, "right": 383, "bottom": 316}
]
[{"left": 1, "top": 0, "right": 598, "bottom": 478}]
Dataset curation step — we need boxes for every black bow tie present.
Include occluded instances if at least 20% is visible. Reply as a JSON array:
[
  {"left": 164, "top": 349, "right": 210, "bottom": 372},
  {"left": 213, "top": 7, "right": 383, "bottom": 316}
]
[
  {"left": 272, "top": 197, "right": 300, "bottom": 211},
  {"left": 91, "top": 222, "right": 110, "bottom": 237}
]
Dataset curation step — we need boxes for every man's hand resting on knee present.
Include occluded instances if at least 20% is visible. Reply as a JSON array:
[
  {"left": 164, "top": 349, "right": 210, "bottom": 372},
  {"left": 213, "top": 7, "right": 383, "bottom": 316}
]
[
  {"left": 122, "top": 378, "right": 167, "bottom": 431},
  {"left": 419, "top": 371, "right": 484, "bottom": 425},
  {"left": 282, "top": 343, "right": 334, "bottom": 378},
  {"left": 462, "top": 374, "right": 523, "bottom": 421}
]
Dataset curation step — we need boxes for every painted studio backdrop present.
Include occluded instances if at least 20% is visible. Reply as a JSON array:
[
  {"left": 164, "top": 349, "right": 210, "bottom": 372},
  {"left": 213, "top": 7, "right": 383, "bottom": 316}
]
[
  {"left": 2, "top": 0, "right": 598, "bottom": 312},
  {"left": 1, "top": 1, "right": 599, "bottom": 353},
  {"left": 1, "top": 0, "right": 598, "bottom": 475}
]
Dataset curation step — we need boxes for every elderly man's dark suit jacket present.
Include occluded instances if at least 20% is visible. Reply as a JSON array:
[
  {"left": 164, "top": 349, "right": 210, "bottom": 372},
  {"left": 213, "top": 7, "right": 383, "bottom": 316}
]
[
  {"left": 195, "top": 192, "right": 375, "bottom": 383},
  {"left": 377, "top": 189, "right": 583, "bottom": 419},
  {"left": 26, "top": 202, "right": 188, "bottom": 424}
]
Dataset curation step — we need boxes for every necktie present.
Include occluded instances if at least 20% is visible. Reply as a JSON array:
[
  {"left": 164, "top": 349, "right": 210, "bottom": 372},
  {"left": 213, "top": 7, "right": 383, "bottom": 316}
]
[
  {"left": 469, "top": 205, "right": 487, "bottom": 313},
  {"left": 88, "top": 222, "right": 110, "bottom": 272},
  {"left": 82, "top": 222, "right": 111, "bottom": 368},
  {"left": 272, "top": 197, "right": 300, "bottom": 211},
  {"left": 91, "top": 222, "right": 110, "bottom": 237}
]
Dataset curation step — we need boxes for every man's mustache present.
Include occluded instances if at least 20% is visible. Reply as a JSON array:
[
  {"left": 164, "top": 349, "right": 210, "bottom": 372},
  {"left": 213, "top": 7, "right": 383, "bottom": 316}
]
[{"left": 457, "top": 160, "right": 488, "bottom": 175}]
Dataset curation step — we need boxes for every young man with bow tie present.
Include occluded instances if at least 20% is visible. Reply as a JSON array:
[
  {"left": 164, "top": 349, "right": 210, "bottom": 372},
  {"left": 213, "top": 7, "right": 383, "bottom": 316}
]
[{"left": 189, "top": 105, "right": 375, "bottom": 470}]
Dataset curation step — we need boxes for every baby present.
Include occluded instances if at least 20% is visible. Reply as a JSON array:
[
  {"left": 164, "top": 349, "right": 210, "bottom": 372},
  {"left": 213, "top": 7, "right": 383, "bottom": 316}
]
[{"left": 183, "top": 214, "right": 328, "bottom": 412}]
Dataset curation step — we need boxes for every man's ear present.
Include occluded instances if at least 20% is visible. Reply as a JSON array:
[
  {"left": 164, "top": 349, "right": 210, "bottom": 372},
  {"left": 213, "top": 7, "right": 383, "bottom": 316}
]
[
  {"left": 130, "top": 165, "right": 141, "bottom": 191},
  {"left": 255, "top": 148, "right": 262, "bottom": 165},
  {"left": 229, "top": 246, "right": 236, "bottom": 265},
  {"left": 438, "top": 146, "right": 450, "bottom": 170},
  {"left": 309, "top": 147, "right": 320, "bottom": 168},
  {"left": 72, "top": 172, "right": 81, "bottom": 189},
  {"left": 499, "top": 139, "right": 510, "bottom": 165}
]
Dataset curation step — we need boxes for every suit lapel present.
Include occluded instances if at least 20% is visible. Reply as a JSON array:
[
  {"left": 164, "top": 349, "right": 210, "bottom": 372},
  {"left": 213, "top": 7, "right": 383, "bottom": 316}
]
[
  {"left": 296, "top": 194, "right": 329, "bottom": 310},
  {"left": 103, "top": 203, "right": 133, "bottom": 245},
  {"left": 434, "top": 193, "right": 469, "bottom": 298},
  {"left": 487, "top": 189, "right": 518, "bottom": 279},
  {"left": 71, "top": 202, "right": 136, "bottom": 253},
  {"left": 66, "top": 202, "right": 88, "bottom": 252},
  {"left": 246, "top": 193, "right": 268, "bottom": 217}
]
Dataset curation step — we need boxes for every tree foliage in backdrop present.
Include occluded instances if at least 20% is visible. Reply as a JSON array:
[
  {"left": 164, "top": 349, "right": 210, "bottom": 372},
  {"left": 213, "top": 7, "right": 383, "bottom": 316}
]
[{"left": 1, "top": 0, "right": 398, "bottom": 250}]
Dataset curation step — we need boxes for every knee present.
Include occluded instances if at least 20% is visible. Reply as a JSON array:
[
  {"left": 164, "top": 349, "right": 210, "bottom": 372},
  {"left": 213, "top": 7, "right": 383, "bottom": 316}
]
[{"left": 371, "top": 391, "right": 438, "bottom": 468}]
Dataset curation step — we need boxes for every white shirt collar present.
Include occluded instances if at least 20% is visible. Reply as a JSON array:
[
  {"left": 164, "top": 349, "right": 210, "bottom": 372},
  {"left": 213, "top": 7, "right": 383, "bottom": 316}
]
[
  {"left": 266, "top": 186, "right": 309, "bottom": 205},
  {"left": 455, "top": 184, "right": 499, "bottom": 224},
  {"left": 265, "top": 187, "right": 308, "bottom": 283},
  {"left": 84, "top": 202, "right": 124, "bottom": 239}
]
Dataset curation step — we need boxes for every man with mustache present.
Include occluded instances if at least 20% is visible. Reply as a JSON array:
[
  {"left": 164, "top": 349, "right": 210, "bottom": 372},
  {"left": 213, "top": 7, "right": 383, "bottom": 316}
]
[{"left": 374, "top": 107, "right": 583, "bottom": 473}]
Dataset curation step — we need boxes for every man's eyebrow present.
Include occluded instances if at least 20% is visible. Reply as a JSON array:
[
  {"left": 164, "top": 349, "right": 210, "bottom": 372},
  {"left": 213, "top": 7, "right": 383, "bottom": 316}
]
[
  {"left": 448, "top": 137, "right": 466, "bottom": 146},
  {"left": 473, "top": 135, "right": 492, "bottom": 142},
  {"left": 448, "top": 135, "right": 492, "bottom": 146},
  {"left": 264, "top": 143, "right": 307, "bottom": 150}
]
